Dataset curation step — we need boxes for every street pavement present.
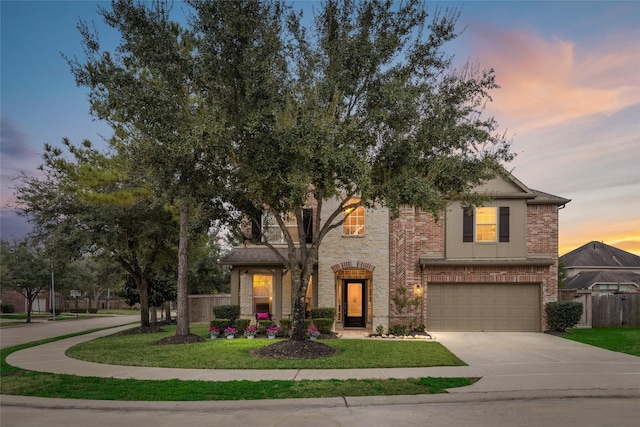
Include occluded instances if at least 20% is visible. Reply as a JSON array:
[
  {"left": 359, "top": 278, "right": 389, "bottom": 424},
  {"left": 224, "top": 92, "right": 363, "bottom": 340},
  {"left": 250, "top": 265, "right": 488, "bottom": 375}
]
[{"left": 1, "top": 314, "right": 639, "bottom": 425}]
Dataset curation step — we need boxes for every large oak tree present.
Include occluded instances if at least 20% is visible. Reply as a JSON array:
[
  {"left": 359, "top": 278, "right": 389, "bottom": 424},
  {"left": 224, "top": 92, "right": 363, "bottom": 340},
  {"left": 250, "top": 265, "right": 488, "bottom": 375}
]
[{"left": 191, "top": 0, "right": 513, "bottom": 339}]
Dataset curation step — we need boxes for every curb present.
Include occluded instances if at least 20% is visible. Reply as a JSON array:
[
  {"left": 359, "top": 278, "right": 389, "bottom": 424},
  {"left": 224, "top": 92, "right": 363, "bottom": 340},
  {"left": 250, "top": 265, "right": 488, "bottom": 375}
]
[{"left": 3, "top": 389, "right": 639, "bottom": 412}]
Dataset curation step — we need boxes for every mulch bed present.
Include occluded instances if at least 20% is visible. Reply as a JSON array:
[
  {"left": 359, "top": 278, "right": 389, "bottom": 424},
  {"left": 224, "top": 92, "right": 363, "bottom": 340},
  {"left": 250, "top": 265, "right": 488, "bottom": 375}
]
[{"left": 253, "top": 340, "right": 339, "bottom": 359}]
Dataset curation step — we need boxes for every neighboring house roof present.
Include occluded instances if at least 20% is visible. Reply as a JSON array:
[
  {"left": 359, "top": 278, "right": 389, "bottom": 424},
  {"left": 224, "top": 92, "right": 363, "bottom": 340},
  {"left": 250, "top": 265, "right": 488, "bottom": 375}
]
[
  {"left": 564, "top": 270, "right": 640, "bottom": 290},
  {"left": 561, "top": 241, "right": 640, "bottom": 269},
  {"left": 220, "top": 247, "right": 312, "bottom": 266}
]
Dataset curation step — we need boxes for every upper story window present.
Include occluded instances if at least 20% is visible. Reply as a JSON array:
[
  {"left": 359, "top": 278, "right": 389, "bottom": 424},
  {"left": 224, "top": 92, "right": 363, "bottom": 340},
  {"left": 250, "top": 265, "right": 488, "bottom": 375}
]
[
  {"left": 463, "top": 206, "right": 509, "bottom": 243},
  {"left": 257, "top": 209, "right": 313, "bottom": 244},
  {"left": 343, "top": 198, "right": 365, "bottom": 236},
  {"left": 476, "top": 207, "right": 497, "bottom": 242},
  {"left": 262, "top": 211, "right": 297, "bottom": 243}
]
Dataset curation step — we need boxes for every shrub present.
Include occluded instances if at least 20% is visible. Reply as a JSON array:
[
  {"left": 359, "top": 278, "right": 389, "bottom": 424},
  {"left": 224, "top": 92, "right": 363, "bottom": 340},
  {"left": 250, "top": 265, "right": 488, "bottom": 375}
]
[
  {"left": 310, "top": 307, "right": 336, "bottom": 321},
  {"left": 210, "top": 318, "right": 231, "bottom": 331},
  {"left": 257, "top": 320, "right": 272, "bottom": 334},
  {"left": 213, "top": 305, "right": 240, "bottom": 322},
  {"left": 1, "top": 304, "right": 15, "bottom": 313},
  {"left": 388, "top": 324, "right": 409, "bottom": 336},
  {"left": 312, "top": 318, "right": 334, "bottom": 334},
  {"left": 233, "top": 318, "right": 251, "bottom": 334},
  {"left": 546, "top": 301, "right": 583, "bottom": 332},
  {"left": 87, "top": 308, "right": 98, "bottom": 314},
  {"left": 69, "top": 308, "right": 87, "bottom": 314},
  {"left": 49, "top": 308, "right": 63, "bottom": 316},
  {"left": 376, "top": 324, "right": 384, "bottom": 335},
  {"left": 279, "top": 318, "right": 292, "bottom": 335}
]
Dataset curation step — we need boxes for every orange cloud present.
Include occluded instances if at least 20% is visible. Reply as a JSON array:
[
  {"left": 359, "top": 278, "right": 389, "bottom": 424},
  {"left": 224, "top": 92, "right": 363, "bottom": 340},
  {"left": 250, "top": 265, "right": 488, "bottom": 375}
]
[{"left": 470, "top": 26, "right": 640, "bottom": 133}]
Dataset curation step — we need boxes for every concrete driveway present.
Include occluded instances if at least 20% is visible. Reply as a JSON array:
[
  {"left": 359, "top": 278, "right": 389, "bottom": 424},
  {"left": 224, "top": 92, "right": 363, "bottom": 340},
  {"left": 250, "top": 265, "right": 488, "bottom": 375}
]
[{"left": 432, "top": 332, "right": 640, "bottom": 393}]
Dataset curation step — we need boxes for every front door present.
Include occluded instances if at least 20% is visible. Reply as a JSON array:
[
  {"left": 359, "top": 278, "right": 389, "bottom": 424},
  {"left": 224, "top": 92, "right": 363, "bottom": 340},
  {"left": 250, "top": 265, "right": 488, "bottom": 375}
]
[{"left": 343, "top": 280, "right": 366, "bottom": 327}]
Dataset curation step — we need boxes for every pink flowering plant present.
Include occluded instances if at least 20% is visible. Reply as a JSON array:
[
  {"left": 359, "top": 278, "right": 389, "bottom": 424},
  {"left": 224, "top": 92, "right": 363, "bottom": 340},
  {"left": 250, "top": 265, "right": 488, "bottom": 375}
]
[
  {"left": 224, "top": 326, "right": 238, "bottom": 337},
  {"left": 208, "top": 326, "right": 219, "bottom": 338},
  {"left": 266, "top": 326, "right": 279, "bottom": 337},
  {"left": 307, "top": 327, "right": 320, "bottom": 338},
  {"left": 244, "top": 326, "right": 258, "bottom": 338}
]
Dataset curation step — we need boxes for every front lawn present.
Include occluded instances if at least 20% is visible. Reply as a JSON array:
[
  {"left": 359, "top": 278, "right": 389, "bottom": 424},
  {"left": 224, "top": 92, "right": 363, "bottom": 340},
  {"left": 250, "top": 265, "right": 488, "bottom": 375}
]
[
  {"left": 563, "top": 328, "right": 640, "bottom": 356},
  {"left": 67, "top": 324, "right": 466, "bottom": 369},
  {"left": 1, "top": 329, "right": 475, "bottom": 401}
]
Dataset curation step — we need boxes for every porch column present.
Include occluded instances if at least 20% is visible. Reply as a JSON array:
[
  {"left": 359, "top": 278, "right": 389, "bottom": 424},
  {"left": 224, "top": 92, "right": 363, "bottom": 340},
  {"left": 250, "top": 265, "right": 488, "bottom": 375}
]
[
  {"left": 274, "top": 268, "right": 283, "bottom": 321},
  {"left": 230, "top": 269, "right": 240, "bottom": 305}
]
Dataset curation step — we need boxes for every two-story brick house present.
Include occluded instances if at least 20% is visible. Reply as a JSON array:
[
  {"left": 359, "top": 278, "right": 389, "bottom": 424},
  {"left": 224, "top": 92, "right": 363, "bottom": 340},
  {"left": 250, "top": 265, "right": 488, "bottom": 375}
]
[{"left": 221, "top": 173, "right": 569, "bottom": 332}]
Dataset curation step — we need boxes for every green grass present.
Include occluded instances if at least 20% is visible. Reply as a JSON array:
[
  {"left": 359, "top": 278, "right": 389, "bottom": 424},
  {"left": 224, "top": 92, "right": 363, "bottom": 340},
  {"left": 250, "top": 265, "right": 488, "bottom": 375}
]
[
  {"left": 67, "top": 324, "right": 465, "bottom": 369},
  {"left": 1, "top": 330, "right": 475, "bottom": 401},
  {"left": 563, "top": 328, "right": 640, "bottom": 356}
]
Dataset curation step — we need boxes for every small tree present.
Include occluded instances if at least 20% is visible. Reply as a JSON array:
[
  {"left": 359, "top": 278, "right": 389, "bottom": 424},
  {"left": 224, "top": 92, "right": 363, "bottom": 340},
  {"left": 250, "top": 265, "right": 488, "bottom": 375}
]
[
  {"left": 0, "top": 239, "right": 51, "bottom": 323},
  {"left": 391, "top": 285, "right": 422, "bottom": 328}
]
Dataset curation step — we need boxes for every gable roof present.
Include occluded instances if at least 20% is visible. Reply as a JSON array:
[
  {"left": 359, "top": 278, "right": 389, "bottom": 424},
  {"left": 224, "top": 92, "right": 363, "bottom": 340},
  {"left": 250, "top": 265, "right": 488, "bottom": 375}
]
[
  {"left": 561, "top": 241, "right": 640, "bottom": 268},
  {"left": 564, "top": 270, "right": 640, "bottom": 290},
  {"left": 476, "top": 172, "right": 570, "bottom": 206}
]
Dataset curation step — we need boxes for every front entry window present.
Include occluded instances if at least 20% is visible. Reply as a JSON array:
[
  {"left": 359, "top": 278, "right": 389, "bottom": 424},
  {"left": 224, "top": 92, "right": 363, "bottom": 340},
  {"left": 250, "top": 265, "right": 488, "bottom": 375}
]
[{"left": 253, "top": 274, "right": 273, "bottom": 313}]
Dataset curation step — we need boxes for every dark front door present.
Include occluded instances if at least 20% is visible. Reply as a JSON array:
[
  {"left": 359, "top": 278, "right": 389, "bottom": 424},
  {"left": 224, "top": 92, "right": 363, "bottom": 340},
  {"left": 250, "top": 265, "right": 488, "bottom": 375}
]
[{"left": 343, "top": 280, "right": 366, "bottom": 327}]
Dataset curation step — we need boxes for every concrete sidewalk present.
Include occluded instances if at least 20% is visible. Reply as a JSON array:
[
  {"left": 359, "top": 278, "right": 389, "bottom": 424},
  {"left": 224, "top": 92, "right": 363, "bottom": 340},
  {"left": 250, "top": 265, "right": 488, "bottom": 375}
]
[
  {"left": 1, "top": 316, "right": 640, "bottom": 397},
  {"left": 4, "top": 320, "right": 639, "bottom": 393},
  {"left": 6, "top": 323, "right": 478, "bottom": 381}
]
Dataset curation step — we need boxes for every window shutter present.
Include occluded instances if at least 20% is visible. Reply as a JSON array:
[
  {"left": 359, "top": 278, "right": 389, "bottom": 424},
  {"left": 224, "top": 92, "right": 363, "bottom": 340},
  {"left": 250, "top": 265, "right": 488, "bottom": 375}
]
[
  {"left": 463, "top": 207, "right": 474, "bottom": 242},
  {"left": 499, "top": 207, "right": 510, "bottom": 242},
  {"left": 303, "top": 208, "right": 313, "bottom": 243},
  {"left": 251, "top": 210, "right": 262, "bottom": 242}
]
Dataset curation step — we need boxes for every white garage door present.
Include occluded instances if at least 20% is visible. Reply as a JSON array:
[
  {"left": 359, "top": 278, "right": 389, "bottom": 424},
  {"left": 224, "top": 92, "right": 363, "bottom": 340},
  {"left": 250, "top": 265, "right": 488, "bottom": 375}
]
[{"left": 427, "top": 283, "right": 541, "bottom": 332}]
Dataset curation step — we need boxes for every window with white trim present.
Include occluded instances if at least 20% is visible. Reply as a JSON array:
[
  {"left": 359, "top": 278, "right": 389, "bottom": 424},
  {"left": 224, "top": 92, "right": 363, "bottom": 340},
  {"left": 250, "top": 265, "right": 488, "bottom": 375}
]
[{"left": 343, "top": 198, "right": 364, "bottom": 236}]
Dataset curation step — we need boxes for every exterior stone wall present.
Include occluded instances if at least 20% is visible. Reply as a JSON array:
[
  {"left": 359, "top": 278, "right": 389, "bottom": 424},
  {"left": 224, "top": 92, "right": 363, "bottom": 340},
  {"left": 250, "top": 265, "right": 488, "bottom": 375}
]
[{"left": 318, "top": 198, "right": 390, "bottom": 329}]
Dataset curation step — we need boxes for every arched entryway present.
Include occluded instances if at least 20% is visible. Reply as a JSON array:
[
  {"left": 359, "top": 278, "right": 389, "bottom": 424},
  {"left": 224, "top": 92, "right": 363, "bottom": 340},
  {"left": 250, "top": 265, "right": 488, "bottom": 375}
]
[{"left": 332, "top": 261, "right": 375, "bottom": 329}]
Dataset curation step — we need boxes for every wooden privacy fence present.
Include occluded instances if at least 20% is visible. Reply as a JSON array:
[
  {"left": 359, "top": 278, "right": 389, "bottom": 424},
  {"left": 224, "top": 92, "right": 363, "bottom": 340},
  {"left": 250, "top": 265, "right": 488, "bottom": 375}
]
[
  {"left": 188, "top": 294, "right": 231, "bottom": 324},
  {"left": 559, "top": 290, "right": 640, "bottom": 328},
  {"left": 591, "top": 294, "right": 639, "bottom": 328}
]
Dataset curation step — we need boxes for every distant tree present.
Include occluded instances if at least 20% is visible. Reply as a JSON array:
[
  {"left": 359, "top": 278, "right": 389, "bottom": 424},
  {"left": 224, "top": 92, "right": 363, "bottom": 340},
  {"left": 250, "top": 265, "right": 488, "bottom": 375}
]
[
  {"left": 191, "top": 0, "right": 513, "bottom": 340},
  {"left": 0, "top": 239, "right": 51, "bottom": 323},
  {"left": 64, "top": 257, "right": 122, "bottom": 308},
  {"left": 189, "top": 230, "right": 231, "bottom": 295},
  {"left": 13, "top": 140, "right": 178, "bottom": 327},
  {"left": 558, "top": 257, "right": 568, "bottom": 289}
]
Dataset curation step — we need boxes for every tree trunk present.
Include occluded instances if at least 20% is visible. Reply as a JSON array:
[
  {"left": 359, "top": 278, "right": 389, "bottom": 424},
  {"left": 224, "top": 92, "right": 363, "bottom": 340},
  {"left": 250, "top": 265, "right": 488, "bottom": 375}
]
[
  {"left": 165, "top": 301, "right": 171, "bottom": 322},
  {"left": 150, "top": 306, "right": 158, "bottom": 323},
  {"left": 138, "top": 276, "right": 150, "bottom": 328},
  {"left": 175, "top": 203, "right": 190, "bottom": 336},
  {"left": 290, "top": 266, "right": 312, "bottom": 341}
]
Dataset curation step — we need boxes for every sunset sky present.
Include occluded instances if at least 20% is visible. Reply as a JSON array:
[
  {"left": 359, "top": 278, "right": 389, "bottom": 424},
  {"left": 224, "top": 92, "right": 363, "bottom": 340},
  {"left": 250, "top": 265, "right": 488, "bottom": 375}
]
[{"left": 1, "top": 1, "right": 639, "bottom": 256}]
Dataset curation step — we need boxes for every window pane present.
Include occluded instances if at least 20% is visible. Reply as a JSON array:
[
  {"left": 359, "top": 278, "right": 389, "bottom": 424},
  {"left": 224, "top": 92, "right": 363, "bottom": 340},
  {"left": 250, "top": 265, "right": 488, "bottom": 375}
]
[
  {"left": 253, "top": 274, "right": 273, "bottom": 297},
  {"left": 343, "top": 198, "right": 365, "bottom": 235},
  {"left": 476, "top": 207, "right": 497, "bottom": 242}
]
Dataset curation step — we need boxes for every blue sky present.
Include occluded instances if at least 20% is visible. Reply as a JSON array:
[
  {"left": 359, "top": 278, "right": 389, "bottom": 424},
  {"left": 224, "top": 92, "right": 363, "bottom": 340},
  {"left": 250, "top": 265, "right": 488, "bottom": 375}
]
[{"left": 1, "top": 0, "right": 639, "bottom": 255}]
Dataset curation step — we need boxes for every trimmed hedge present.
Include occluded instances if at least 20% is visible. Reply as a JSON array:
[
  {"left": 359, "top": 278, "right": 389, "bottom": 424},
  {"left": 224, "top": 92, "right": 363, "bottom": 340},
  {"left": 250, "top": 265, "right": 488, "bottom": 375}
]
[
  {"left": 69, "top": 308, "right": 87, "bottom": 314},
  {"left": 310, "top": 307, "right": 336, "bottom": 321},
  {"left": 1, "top": 304, "right": 15, "bottom": 313},
  {"left": 279, "top": 318, "right": 292, "bottom": 333},
  {"left": 87, "top": 308, "right": 98, "bottom": 314},
  {"left": 210, "top": 318, "right": 231, "bottom": 331},
  {"left": 312, "top": 318, "right": 334, "bottom": 334},
  {"left": 257, "top": 319, "right": 273, "bottom": 334},
  {"left": 213, "top": 305, "right": 240, "bottom": 322},
  {"left": 233, "top": 318, "right": 251, "bottom": 334},
  {"left": 546, "top": 301, "right": 583, "bottom": 332}
]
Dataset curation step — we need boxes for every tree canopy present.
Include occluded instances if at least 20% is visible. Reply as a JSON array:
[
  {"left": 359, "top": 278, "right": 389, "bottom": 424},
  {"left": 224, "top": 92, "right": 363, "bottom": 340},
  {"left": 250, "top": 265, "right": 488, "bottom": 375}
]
[{"left": 18, "top": 0, "right": 513, "bottom": 341}]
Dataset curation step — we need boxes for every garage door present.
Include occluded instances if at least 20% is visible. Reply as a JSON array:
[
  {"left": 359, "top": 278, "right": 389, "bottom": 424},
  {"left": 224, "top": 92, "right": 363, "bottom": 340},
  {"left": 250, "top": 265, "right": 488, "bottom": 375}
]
[{"left": 427, "top": 283, "right": 541, "bottom": 332}]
